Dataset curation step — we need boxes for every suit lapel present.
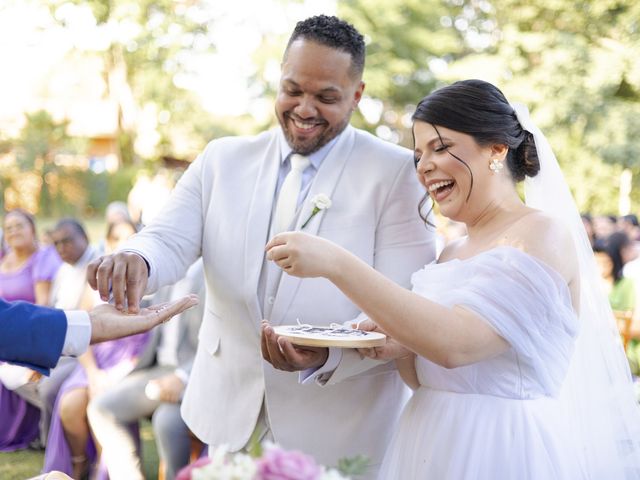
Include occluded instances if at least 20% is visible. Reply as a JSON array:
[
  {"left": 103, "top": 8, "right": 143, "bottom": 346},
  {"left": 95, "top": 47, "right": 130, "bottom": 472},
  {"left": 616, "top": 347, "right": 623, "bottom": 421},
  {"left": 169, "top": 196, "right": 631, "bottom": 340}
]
[
  {"left": 270, "top": 126, "right": 355, "bottom": 324},
  {"left": 243, "top": 130, "right": 282, "bottom": 321}
]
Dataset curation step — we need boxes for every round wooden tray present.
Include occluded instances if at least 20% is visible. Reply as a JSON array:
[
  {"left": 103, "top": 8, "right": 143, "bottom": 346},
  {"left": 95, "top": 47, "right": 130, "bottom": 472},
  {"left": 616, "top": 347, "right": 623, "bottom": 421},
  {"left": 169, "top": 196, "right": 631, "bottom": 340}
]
[{"left": 273, "top": 325, "right": 386, "bottom": 348}]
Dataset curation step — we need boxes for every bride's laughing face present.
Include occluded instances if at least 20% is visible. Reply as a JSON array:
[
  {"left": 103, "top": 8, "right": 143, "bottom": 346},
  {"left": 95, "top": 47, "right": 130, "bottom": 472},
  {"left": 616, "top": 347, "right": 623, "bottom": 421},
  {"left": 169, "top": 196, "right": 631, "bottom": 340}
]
[{"left": 413, "top": 121, "right": 493, "bottom": 222}]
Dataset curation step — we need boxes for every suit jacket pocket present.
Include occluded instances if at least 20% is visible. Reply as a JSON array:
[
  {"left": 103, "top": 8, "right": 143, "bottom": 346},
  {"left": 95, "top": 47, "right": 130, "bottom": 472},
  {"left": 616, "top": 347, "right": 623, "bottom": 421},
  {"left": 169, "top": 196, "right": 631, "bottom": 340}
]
[{"left": 198, "top": 309, "right": 221, "bottom": 356}]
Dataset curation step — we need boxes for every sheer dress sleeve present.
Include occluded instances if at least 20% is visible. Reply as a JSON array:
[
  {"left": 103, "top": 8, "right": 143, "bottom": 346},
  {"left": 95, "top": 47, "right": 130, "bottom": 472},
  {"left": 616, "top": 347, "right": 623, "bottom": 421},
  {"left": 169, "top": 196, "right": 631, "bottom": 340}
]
[{"left": 411, "top": 247, "right": 579, "bottom": 395}]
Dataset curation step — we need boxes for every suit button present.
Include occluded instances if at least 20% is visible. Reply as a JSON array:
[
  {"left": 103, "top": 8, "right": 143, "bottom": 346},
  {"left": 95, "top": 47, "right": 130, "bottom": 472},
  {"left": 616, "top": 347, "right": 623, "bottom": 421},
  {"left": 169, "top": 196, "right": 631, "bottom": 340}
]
[{"left": 267, "top": 296, "right": 275, "bottom": 305}]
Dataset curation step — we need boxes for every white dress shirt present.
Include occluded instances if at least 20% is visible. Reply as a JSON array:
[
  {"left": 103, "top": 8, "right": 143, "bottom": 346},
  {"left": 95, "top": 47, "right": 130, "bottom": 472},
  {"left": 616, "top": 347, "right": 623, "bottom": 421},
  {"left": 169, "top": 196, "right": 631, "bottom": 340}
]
[{"left": 61, "top": 310, "right": 91, "bottom": 356}]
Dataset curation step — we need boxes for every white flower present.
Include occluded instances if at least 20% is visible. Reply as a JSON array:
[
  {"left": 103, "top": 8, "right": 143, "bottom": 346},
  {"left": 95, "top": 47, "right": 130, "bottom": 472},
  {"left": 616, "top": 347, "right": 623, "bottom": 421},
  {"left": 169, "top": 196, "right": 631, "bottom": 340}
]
[
  {"left": 192, "top": 448, "right": 257, "bottom": 480},
  {"left": 311, "top": 193, "right": 332, "bottom": 210},
  {"left": 321, "top": 467, "right": 351, "bottom": 480},
  {"left": 301, "top": 194, "right": 332, "bottom": 229}
]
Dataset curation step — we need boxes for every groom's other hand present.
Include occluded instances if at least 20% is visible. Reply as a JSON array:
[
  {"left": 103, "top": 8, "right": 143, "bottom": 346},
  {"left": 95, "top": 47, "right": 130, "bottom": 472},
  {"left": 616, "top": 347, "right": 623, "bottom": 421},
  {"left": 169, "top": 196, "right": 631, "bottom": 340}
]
[
  {"left": 261, "top": 320, "right": 328, "bottom": 372},
  {"left": 87, "top": 252, "right": 149, "bottom": 313}
]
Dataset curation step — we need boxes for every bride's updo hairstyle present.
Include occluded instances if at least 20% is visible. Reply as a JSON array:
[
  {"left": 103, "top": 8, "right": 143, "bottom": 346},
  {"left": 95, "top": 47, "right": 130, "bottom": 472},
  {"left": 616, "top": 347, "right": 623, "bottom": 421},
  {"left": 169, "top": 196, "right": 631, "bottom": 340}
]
[
  {"left": 412, "top": 79, "right": 540, "bottom": 223},
  {"left": 413, "top": 79, "right": 540, "bottom": 181}
]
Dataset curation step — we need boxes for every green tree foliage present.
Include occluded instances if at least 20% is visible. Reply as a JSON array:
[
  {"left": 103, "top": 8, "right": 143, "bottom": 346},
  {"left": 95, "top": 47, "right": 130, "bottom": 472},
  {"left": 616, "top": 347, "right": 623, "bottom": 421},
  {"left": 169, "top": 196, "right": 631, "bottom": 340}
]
[
  {"left": 12, "top": 110, "right": 70, "bottom": 216},
  {"left": 2, "top": 110, "right": 136, "bottom": 217},
  {"left": 487, "top": 0, "right": 640, "bottom": 213},
  {"left": 46, "top": 0, "right": 232, "bottom": 163},
  {"left": 338, "top": 0, "right": 640, "bottom": 214}
]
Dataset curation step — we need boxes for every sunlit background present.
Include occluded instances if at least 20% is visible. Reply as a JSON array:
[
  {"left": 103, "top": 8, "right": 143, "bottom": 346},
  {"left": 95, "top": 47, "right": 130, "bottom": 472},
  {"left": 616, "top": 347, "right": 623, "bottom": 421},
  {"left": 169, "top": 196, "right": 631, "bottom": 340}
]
[{"left": 0, "top": 0, "right": 639, "bottom": 219}]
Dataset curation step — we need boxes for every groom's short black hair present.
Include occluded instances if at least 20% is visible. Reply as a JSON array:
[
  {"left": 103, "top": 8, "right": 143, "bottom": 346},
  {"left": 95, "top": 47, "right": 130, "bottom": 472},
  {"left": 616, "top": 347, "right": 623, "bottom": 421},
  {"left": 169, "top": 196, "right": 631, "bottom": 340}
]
[{"left": 285, "top": 15, "right": 365, "bottom": 78}]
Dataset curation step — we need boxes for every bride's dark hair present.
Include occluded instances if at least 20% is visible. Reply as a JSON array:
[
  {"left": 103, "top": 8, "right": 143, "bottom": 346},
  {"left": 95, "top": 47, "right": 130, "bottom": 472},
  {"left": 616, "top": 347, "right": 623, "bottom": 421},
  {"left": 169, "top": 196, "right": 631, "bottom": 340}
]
[{"left": 412, "top": 79, "right": 540, "bottom": 223}]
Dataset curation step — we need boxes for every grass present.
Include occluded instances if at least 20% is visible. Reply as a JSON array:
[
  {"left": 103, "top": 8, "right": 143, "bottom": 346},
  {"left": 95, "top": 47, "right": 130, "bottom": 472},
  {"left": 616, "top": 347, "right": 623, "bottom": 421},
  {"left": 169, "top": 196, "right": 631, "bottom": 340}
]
[
  {"left": 0, "top": 448, "right": 43, "bottom": 480},
  {"left": 0, "top": 419, "right": 160, "bottom": 480}
]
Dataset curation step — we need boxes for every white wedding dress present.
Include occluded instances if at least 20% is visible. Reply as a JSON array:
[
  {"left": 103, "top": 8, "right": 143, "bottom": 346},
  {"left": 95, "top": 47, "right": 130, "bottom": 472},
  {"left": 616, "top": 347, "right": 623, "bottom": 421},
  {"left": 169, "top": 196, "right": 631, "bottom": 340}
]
[{"left": 378, "top": 246, "right": 585, "bottom": 479}]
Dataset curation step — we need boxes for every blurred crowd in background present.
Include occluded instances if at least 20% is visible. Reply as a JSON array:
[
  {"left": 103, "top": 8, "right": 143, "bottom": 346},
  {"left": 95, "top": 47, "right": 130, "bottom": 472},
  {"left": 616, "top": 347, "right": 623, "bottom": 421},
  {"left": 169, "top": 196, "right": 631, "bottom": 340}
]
[{"left": 0, "top": 177, "right": 206, "bottom": 479}]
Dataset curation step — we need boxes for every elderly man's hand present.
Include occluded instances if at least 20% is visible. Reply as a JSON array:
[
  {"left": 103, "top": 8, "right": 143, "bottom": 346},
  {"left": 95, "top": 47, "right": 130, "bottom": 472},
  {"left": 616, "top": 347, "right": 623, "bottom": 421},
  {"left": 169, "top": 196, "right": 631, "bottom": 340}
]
[
  {"left": 89, "top": 295, "right": 199, "bottom": 344},
  {"left": 260, "top": 320, "right": 328, "bottom": 372}
]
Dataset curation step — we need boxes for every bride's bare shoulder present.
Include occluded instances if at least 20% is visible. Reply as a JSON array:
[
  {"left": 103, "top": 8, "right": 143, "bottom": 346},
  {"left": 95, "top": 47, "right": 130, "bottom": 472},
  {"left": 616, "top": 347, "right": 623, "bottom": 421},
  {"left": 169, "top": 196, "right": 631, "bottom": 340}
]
[{"left": 511, "top": 211, "right": 577, "bottom": 281}]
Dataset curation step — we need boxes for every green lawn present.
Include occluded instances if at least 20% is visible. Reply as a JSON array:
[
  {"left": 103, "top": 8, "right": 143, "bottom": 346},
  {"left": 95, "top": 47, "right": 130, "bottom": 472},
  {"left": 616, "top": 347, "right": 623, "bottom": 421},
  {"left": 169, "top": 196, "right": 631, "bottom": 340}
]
[{"left": 0, "top": 419, "right": 160, "bottom": 480}]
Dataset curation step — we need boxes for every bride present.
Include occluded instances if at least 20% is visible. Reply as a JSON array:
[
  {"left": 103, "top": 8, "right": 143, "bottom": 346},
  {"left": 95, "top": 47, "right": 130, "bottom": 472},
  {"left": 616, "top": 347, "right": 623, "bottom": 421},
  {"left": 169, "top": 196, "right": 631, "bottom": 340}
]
[{"left": 265, "top": 79, "right": 640, "bottom": 478}]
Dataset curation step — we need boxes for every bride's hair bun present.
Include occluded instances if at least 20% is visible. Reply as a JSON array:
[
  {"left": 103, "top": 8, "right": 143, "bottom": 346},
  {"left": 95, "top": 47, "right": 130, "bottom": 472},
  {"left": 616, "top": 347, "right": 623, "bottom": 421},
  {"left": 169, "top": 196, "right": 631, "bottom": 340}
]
[{"left": 509, "top": 130, "right": 540, "bottom": 182}]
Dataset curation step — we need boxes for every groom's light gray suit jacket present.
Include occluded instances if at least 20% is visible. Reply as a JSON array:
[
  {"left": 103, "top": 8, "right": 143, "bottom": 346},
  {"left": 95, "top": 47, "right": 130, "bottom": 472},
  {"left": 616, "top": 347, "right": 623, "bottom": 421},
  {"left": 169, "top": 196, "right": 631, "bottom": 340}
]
[{"left": 124, "top": 125, "right": 436, "bottom": 470}]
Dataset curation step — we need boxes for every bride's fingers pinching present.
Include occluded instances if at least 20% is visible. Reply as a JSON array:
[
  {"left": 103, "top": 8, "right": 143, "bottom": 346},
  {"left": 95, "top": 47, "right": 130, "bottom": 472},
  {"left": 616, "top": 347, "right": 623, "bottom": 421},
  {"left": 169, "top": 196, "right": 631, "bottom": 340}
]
[
  {"left": 354, "top": 319, "right": 385, "bottom": 333},
  {"left": 266, "top": 244, "right": 289, "bottom": 263}
]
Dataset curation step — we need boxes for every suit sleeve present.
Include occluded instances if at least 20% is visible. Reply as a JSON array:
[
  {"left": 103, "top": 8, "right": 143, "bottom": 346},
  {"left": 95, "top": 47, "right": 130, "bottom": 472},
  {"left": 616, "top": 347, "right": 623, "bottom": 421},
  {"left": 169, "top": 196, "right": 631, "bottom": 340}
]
[
  {"left": 123, "top": 148, "right": 208, "bottom": 294},
  {"left": 0, "top": 299, "right": 67, "bottom": 374},
  {"left": 319, "top": 156, "right": 437, "bottom": 386}
]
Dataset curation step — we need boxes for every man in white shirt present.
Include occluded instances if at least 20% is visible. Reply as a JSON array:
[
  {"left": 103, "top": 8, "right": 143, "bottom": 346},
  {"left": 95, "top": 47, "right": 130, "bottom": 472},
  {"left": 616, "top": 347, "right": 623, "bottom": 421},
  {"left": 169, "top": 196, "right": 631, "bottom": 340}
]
[
  {"left": 27, "top": 219, "right": 101, "bottom": 447},
  {"left": 8, "top": 219, "right": 98, "bottom": 448},
  {"left": 49, "top": 219, "right": 99, "bottom": 310},
  {"left": 89, "top": 260, "right": 205, "bottom": 480}
]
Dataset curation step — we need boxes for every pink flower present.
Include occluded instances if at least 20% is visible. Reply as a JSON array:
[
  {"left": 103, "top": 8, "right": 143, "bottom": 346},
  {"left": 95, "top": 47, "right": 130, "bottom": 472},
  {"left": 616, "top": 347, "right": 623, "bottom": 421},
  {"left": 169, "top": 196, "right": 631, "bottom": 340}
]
[
  {"left": 255, "top": 446, "right": 322, "bottom": 480},
  {"left": 176, "top": 457, "right": 212, "bottom": 480}
]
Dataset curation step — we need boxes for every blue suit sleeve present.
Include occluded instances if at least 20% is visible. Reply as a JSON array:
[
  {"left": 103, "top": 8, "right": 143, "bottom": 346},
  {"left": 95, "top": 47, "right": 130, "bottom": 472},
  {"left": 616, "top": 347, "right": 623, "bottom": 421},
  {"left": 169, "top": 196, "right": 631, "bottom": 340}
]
[{"left": 0, "top": 299, "right": 67, "bottom": 375}]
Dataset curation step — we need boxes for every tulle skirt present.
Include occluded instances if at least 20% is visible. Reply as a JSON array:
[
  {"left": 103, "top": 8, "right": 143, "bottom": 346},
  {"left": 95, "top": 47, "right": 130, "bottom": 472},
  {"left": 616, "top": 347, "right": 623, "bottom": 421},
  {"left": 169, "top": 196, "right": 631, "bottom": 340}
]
[{"left": 378, "top": 386, "right": 583, "bottom": 479}]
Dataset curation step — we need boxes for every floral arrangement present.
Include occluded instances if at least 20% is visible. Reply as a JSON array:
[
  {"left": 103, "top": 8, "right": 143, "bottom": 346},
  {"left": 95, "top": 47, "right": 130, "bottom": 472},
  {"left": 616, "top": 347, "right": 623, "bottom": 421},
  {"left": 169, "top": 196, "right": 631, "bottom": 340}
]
[{"left": 176, "top": 442, "right": 368, "bottom": 480}]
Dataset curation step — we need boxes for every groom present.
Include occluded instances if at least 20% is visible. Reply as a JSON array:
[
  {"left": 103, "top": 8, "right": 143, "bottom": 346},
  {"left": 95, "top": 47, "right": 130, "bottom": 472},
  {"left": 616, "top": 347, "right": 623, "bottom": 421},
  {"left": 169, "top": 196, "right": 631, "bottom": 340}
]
[{"left": 88, "top": 15, "right": 435, "bottom": 477}]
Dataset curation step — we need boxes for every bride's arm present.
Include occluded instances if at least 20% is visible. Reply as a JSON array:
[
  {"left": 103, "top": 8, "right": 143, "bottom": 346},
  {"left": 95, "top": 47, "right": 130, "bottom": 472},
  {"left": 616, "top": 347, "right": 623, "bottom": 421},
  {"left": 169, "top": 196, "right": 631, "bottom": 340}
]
[
  {"left": 396, "top": 353, "right": 419, "bottom": 389},
  {"left": 266, "top": 232, "right": 508, "bottom": 369}
]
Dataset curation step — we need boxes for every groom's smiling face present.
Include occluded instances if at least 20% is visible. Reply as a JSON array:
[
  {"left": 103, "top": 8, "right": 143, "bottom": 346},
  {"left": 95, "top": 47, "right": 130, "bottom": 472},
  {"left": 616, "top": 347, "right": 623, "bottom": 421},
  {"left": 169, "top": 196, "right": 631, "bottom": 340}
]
[{"left": 275, "top": 39, "right": 364, "bottom": 155}]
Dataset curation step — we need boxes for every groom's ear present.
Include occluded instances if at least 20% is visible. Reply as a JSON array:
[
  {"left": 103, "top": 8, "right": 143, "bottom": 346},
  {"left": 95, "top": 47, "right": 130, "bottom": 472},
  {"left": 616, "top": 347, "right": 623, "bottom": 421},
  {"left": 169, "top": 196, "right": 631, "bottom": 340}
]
[{"left": 352, "top": 81, "right": 365, "bottom": 109}]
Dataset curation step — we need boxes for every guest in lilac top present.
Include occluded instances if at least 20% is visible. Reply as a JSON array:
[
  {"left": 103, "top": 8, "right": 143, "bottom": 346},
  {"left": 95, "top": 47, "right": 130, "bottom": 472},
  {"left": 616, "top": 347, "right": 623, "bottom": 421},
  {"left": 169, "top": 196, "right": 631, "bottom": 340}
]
[
  {"left": 0, "top": 209, "right": 62, "bottom": 304},
  {"left": 0, "top": 209, "right": 62, "bottom": 452}
]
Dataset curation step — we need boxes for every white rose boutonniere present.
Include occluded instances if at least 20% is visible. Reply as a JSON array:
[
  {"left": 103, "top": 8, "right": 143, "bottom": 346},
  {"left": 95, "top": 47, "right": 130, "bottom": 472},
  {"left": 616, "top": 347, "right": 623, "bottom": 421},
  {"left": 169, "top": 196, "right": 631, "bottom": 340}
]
[{"left": 301, "top": 194, "right": 332, "bottom": 229}]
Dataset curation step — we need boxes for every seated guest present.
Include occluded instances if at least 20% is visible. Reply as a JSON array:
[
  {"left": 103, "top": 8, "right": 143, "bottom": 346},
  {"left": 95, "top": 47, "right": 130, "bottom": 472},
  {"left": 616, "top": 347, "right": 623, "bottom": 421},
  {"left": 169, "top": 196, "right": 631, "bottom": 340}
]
[
  {"left": 594, "top": 232, "right": 636, "bottom": 314},
  {"left": 28, "top": 219, "right": 101, "bottom": 449},
  {"left": 594, "top": 232, "right": 639, "bottom": 373},
  {"left": 619, "top": 214, "right": 640, "bottom": 242},
  {"left": 49, "top": 219, "right": 99, "bottom": 309},
  {"left": 593, "top": 214, "right": 618, "bottom": 242},
  {"left": 43, "top": 219, "right": 148, "bottom": 479},
  {"left": 0, "top": 209, "right": 62, "bottom": 451},
  {"left": 89, "top": 259, "right": 205, "bottom": 480}
]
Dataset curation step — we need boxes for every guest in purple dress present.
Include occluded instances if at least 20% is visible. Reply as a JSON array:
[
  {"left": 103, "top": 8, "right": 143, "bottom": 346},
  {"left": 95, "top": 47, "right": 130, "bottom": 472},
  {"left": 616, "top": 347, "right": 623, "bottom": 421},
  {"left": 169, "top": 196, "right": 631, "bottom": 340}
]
[
  {"left": 0, "top": 209, "right": 62, "bottom": 451},
  {"left": 43, "top": 218, "right": 147, "bottom": 479}
]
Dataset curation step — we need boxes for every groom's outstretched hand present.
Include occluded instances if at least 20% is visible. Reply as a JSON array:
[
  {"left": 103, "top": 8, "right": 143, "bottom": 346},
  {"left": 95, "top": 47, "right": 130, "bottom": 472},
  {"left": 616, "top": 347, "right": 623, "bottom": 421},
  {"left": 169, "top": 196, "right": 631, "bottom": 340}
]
[
  {"left": 261, "top": 320, "right": 329, "bottom": 372},
  {"left": 87, "top": 252, "right": 149, "bottom": 313}
]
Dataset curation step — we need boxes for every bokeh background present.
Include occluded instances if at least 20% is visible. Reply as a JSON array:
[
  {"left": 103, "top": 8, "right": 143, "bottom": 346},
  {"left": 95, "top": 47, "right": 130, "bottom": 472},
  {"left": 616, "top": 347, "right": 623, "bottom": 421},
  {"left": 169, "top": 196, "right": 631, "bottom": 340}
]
[
  {"left": 1, "top": 0, "right": 639, "bottom": 223},
  {"left": 0, "top": 1, "right": 639, "bottom": 477}
]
